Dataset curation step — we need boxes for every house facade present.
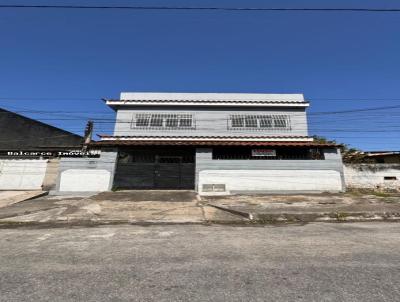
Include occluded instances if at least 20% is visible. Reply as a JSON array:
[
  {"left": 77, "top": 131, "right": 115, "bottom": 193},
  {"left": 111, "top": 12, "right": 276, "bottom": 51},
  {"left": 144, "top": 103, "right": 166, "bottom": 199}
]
[{"left": 69, "top": 92, "right": 345, "bottom": 195}]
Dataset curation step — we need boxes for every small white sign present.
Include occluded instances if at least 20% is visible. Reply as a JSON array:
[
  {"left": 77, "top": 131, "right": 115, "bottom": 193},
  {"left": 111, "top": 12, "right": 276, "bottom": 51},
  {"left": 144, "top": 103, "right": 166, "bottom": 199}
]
[
  {"left": 251, "top": 149, "right": 276, "bottom": 157},
  {"left": 3, "top": 150, "right": 101, "bottom": 158}
]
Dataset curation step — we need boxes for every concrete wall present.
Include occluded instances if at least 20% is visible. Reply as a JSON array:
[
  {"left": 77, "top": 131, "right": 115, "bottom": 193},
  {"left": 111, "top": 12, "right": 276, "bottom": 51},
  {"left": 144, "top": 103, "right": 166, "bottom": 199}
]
[
  {"left": 59, "top": 169, "right": 111, "bottom": 192},
  {"left": 199, "top": 170, "right": 342, "bottom": 195},
  {"left": 0, "top": 159, "right": 47, "bottom": 190},
  {"left": 54, "top": 147, "right": 345, "bottom": 194},
  {"left": 42, "top": 159, "right": 59, "bottom": 191},
  {"left": 57, "top": 150, "right": 118, "bottom": 192},
  {"left": 114, "top": 106, "right": 308, "bottom": 137},
  {"left": 196, "top": 148, "right": 344, "bottom": 195},
  {"left": 344, "top": 164, "right": 400, "bottom": 191}
]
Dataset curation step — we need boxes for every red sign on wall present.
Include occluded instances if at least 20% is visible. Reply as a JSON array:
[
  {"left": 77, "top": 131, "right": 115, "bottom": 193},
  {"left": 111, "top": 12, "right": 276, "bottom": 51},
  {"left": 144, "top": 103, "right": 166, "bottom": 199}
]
[{"left": 251, "top": 149, "right": 276, "bottom": 157}]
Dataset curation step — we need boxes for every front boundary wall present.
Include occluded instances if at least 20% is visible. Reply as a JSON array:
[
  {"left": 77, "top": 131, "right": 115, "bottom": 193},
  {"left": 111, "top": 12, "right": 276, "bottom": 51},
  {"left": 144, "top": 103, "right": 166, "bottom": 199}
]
[
  {"left": 56, "top": 149, "right": 118, "bottom": 192},
  {"left": 56, "top": 147, "right": 345, "bottom": 195},
  {"left": 0, "top": 159, "right": 48, "bottom": 190},
  {"left": 196, "top": 148, "right": 345, "bottom": 195}
]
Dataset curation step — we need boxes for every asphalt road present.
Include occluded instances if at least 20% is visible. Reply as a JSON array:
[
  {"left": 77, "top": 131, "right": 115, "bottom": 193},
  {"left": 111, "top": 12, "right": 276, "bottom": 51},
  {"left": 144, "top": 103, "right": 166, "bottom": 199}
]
[{"left": 1, "top": 223, "right": 399, "bottom": 302}]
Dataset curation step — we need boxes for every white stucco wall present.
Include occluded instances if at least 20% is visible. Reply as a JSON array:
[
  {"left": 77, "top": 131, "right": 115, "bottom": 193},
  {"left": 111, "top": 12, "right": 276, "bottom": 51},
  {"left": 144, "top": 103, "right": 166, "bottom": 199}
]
[
  {"left": 344, "top": 165, "right": 400, "bottom": 191},
  {"left": 59, "top": 169, "right": 111, "bottom": 192},
  {"left": 0, "top": 159, "right": 47, "bottom": 190},
  {"left": 198, "top": 169, "right": 343, "bottom": 195},
  {"left": 114, "top": 108, "right": 309, "bottom": 137}
]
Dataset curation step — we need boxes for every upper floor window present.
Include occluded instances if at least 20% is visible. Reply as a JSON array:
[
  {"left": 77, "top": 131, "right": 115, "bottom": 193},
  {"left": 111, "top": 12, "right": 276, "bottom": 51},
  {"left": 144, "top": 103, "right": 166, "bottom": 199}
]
[
  {"left": 132, "top": 113, "right": 195, "bottom": 130},
  {"left": 229, "top": 114, "right": 291, "bottom": 130}
]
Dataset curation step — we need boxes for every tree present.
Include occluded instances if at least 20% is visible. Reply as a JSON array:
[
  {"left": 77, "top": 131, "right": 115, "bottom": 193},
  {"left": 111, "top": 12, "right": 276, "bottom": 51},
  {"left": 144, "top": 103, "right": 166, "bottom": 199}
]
[{"left": 312, "top": 135, "right": 371, "bottom": 163}]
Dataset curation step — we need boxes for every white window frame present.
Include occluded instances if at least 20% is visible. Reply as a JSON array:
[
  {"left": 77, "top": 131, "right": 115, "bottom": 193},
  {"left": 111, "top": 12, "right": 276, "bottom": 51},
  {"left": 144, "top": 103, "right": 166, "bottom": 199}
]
[
  {"left": 131, "top": 113, "right": 195, "bottom": 130},
  {"left": 228, "top": 114, "right": 291, "bottom": 130}
]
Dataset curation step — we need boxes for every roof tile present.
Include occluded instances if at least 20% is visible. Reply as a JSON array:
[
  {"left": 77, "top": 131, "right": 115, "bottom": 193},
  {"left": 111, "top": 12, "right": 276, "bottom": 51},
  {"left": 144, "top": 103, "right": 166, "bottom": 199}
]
[{"left": 90, "top": 140, "right": 338, "bottom": 147}]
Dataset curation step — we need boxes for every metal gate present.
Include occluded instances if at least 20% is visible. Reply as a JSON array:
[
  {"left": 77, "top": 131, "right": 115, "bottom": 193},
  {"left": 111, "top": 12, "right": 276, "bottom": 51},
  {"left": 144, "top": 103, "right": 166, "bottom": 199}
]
[{"left": 114, "top": 149, "right": 195, "bottom": 190}]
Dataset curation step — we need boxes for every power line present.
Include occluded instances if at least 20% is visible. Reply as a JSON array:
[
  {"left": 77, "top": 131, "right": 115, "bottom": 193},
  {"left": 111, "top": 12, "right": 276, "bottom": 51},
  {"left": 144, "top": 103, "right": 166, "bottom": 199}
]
[
  {"left": 4, "top": 107, "right": 399, "bottom": 118},
  {"left": 0, "top": 5, "right": 400, "bottom": 13},
  {"left": 1, "top": 109, "right": 399, "bottom": 126},
  {"left": 2, "top": 97, "right": 400, "bottom": 101},
  {"left": 0, "top": 134, "right": 80, "bottom": 142},
  {"left": 309, "top": 98, "right": 400, "bottom": 101},
  {"left": 309, "top": 105, "right": 400, "bottom": 115},
  {"left": 3, "top": 101, "right": 400, "bottom": 112},
  {"left": 0, "top": 97, "right": 100, "bottom": 100}
]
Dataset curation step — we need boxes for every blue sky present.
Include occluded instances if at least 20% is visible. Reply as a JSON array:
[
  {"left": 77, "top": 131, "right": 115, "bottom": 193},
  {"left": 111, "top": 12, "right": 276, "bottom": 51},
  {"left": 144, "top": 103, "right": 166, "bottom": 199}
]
[{"left": 0, "top": 0, "right": 399, "bottom": 150}]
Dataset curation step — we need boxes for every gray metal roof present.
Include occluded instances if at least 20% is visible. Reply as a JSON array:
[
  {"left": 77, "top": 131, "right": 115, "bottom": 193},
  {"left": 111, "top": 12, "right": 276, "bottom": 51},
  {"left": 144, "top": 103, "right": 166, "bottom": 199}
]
[
  {"left": 119, "top": 92, "right": 306, "bottom": 103},
  {"left": 105, "top": 92, "right": 309, "bottom": 108}
]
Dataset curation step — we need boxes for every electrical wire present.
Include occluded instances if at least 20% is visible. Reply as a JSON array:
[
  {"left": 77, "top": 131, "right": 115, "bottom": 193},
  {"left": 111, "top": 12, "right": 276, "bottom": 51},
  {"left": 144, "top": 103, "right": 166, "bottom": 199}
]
[{"left": 1, "top": 5, "right": 400, "bottom": 13}]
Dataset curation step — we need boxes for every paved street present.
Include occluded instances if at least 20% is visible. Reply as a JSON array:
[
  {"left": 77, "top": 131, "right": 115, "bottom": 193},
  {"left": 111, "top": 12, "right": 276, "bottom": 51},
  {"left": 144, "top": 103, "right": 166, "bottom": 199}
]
[{"left": 1, "top": 223, "right": 400, "bottom": 301}]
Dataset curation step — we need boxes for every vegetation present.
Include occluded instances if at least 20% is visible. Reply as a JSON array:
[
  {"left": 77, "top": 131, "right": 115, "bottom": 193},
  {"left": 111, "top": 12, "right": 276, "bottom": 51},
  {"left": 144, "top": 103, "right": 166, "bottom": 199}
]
[{"left": 312, "top": 135, "right": 373, "bottom": 163}]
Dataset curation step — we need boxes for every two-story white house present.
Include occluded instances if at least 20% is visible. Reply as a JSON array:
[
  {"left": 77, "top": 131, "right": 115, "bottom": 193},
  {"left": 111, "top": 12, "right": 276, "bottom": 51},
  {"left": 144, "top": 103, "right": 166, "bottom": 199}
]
[{"left": 57, "top": 92, "right": 345, "bottom": 194}]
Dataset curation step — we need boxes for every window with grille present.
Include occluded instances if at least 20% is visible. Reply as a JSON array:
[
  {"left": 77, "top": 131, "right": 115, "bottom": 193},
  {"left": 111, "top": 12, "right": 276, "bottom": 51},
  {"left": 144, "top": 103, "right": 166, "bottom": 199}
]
[
  {"left": 132, "top": 113, "right": 195, "bottom": 130},
  {"left": 212, "top": 147, "right": 324, "bottom": 160},
  {"left": 228, "top": 114, "right": 291, "bottom": 130}
]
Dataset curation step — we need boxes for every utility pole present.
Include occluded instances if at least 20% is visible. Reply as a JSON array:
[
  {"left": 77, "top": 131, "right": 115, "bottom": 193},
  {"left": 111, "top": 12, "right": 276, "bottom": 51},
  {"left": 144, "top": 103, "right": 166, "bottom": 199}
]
[{"left": 82, "top": 120, "right": 93, "bottom": 153}]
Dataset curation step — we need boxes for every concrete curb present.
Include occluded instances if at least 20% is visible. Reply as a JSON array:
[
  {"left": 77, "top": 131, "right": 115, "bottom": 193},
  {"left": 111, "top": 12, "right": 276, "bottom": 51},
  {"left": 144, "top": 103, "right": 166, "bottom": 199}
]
[
  {"left": 1, "top": 214, "right": 400, "bottom": 228},
  {"left": 25, "top": 191, "right": 49, "bottom": 201}
]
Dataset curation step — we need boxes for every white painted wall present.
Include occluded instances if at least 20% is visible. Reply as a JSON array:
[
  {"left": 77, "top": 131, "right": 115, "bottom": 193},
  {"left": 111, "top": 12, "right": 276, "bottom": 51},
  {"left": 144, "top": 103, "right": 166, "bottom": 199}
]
[
  {"left": 0, "top": 160, "right": 47, "bottom": 190},
  {"left": 198, "top": 169, "right": 343, "bottom": 195},
  {"left": 344, "top": 165, "right": 400, "bottom": 191},
  {"left": 59, "top": 169, "right": 111, "bottom": 192}
]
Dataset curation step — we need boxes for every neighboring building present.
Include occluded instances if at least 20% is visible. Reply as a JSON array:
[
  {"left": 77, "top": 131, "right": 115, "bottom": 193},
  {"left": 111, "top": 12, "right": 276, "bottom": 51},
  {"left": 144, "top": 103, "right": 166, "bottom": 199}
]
[
  {"left": 344, "top": 151, "right": 400, "bottom": 192},
  {"left": 344, "top": 163, "right": 400, "bottom": 192},
  {"left": 0, "top": 108, "right": 84, "bottom": 190},
  {"left": 0, "top": 108, "right": 83, "bottom": 151},
  {"left": 363, "top": 151, "right": 400, "bottom": 164},
  {"left": 61, "top": 92, "right": 344, "bottom": 194}
]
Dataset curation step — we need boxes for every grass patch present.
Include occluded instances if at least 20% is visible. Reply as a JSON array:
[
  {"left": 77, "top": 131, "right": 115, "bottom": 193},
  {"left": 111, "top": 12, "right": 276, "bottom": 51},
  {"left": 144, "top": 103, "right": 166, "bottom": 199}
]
[
  {"left": 346, "top": 190, "right": 363, "bottom": 197},
  {"left": 347, "top": 188, "right": 394, "bottom": 198},
  {"left": 372, "top": 191, "right": 391, "bottom": 198},
  {"left": 335, "top": 212, "right": 349, "bottom": 221}
]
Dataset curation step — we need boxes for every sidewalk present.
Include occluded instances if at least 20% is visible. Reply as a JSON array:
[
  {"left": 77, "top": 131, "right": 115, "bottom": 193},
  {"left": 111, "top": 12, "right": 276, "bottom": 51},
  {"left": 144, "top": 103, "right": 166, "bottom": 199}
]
[
  {"left": 0, "top": 191, "right": 399, "bottom": 227},
  {"left": 0, "top": 191, "right": 47, "bottom": 209},
  {"left": 0, "top": 191, "right": 245, "bottom": 226},
  {"left": 203, "top": 193, "right": 400, "bottom": 223}
]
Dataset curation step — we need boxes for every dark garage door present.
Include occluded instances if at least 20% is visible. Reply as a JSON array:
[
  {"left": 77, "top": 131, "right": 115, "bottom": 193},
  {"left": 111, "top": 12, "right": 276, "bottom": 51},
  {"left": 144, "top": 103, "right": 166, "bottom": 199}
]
[{"left": 114, "top": 148, "right": 195, "bottom": 190}]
